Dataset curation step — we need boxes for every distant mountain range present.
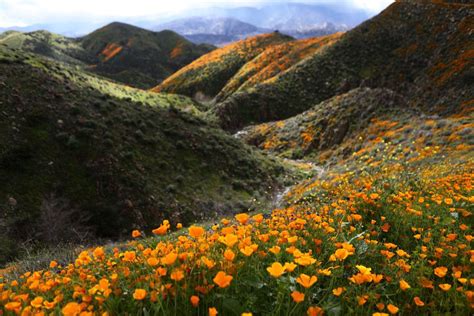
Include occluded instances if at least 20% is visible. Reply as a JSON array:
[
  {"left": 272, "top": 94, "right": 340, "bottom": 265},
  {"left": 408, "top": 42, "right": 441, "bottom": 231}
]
[
  {"left": 0, "top": 2, "right": 369, "bottom": 44},
  {"left": 154, "top": 16, "right": 348, "bottom": 46},
  {"left": 151, "top": 3, "right": 361, "bottom": 45}
]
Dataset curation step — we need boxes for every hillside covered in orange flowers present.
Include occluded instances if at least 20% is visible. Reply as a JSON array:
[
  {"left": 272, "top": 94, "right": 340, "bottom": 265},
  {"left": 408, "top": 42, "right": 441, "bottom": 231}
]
[
  {"left": 1, "top": 0, "right": 473, "bottom": 315},
  {"left": 151, "top": 32, "right": 293, "bottom": 99}
]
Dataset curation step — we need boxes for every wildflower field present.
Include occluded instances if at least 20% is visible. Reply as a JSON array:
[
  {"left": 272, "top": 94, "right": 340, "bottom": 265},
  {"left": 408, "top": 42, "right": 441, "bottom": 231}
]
[{"left": 1, "top": 113, "right": 472, "bottom": 315}]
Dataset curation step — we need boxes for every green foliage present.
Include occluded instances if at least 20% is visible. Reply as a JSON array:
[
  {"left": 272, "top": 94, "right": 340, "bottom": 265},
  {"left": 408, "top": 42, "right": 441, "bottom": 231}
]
[{"left": 0, "top": 47, "right": 286, "bottom": 265}]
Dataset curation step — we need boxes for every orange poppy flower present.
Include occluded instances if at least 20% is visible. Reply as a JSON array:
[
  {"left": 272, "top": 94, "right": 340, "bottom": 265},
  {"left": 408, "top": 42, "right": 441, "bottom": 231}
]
[
  {"left": 438, "top": 283, "right": 451, "bottom": 291},
  {"left": 399, "top": 279, "right": 411, "bottom": 291},
  {"left": 387, "top": 304, "right": 399, "bottom": 314},
  {"left": 190, "top": 295, "right": 200, "bottom": 307},
  {"left": 133, "top": 289, "right": 147, "bottom": 300},
  {"left": 332, "top": 287, "right": 344, "bottom": 296},
  {"left": 235, "top": 213, "right": 249, "bottom": 224},
  {"left": 434, "top": 266, "right": 448, "bottom": 278},
  {"left": 189, "top": 225, "right": 205, "bottom": 238},
  {"left": 291, "top": 291, "right": 305, "bottom": 303},
  {"left": 209, "top": 307, "right": 218, "bottom": 316},
  {"left": 413, "top": 297, "right": 425, "bottom": 306},
  {"left": 224, "top": 249, "right": 235, "bottom": 261},
  {"left": 296, "top": 274, "right": 317, "bottom": 288},
  {"left": 61, "top": 302, "right": 82, "bottom": 316},
  {"left": 161, "top": 252, "right": 178, "bottom": 265},
  {"left": 213, "top": 271, "right": 233, "bottom": 288},
  {"left": 170, "top": 269, "right": 185, "bottom": 282},
  {"left": 219, "top": 234, "right": 239, "bottom": 247},
  {"left": 267, "top": 262, "right": 286, "bottom": 278}
]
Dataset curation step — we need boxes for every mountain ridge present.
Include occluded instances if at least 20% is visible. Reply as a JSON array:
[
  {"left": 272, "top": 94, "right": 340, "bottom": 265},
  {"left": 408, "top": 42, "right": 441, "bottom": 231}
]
[{"left": 0, "top": 22, "right": 215, "bottom": 89}]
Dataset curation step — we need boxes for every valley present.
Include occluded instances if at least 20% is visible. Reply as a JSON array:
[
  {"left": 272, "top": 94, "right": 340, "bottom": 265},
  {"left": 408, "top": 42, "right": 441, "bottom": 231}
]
[{"left": 0, "top": 0, "right": 473, "bottom": 315}]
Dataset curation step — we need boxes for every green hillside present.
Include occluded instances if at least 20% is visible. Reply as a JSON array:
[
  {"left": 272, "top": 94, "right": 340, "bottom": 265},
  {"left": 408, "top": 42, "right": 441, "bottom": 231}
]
[
  {"left": 0, "top": 30, "right": 93, "bottom": 65},
  {"left": 0, "top": 46, "right": 285, "bottom": 264},
  {"left": 0, "top": 23, "right": 215, "bottom": 89}
]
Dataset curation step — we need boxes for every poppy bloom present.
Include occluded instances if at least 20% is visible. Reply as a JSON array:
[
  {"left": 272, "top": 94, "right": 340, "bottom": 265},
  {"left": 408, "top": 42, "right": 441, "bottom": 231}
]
[
  {"left": 30, "top": 296, "right": 43, "bottom": 308},
  {"left": 332, "top": 287, "right": 344, "bottom": 296},
  {"left": 147, "top": 257, "right": 159, "bottom": 266},
  {"left": 61, "top": 302, "right": 82, "bottom": 316},
  {"left": 291, "top": 291, "right": 305, "bottom": 303},
  {"left": 399, "top": 279, "right": 411, "bottom": 291},
  {"left": 171, "top": 269, "right": 185, "bottom": 282},
  {"left": 219, "top": 234, "right": 238, "bottom": 247},
  {"left": 307, "top": 306, "right": 324, "bottom": 316},
  {"left": 296, "top": 274, "right": 317, "bottom": 288},
  {"left": 213, "top": 271, "right": 233, "bottom": 288},
  {"left": 267, "top": 262, "right": 286, "bottom": 278},
  {"left": 387, "top": 304, "right": 399, "bottom": 314},
  {"left": 434, "top": 266, "right": 448, "bottom": 278},
  {"left": 235, "top": 213, "right": 249, "bottom": 224},
  {"left": 438, "top": 283, "right": 451, "bottom": 291},
  {"left": 132, "top": 230, "right": 141, "bottom": 238},
  {"left": 269, "top": 246, "right": 281, "bottom": 254},
  {"left": 209, "top": 307, "right": 218, "bottom": 316},
  {"left": 224, "top": 249, "right": 235, "bottom": 261},
  {"left": 334, "top": 248, "right": 350, "bottom": 260},
  {"left": 189, "top": 225, "right": 205, "bottom": 238},
  {"left": 152, "top": 224, "right": 168, "bottom": 235},
  {"left": 133, "top": 289, "right": 147, "bottom": 300},
  {"left": 190, "top": 295, "right": 200, "bottom": 307},
  {"left": 123, "top": 251, "right": 136, "bottom": 262},
  {"left": 413, "top": 297, "right": 425, "bottom": 306},
  {"left": 161, "top": 252, "right": 178, "bottom": 265},
  {"left": 284, "top": 262, "right": 297, "bottom": 272}
]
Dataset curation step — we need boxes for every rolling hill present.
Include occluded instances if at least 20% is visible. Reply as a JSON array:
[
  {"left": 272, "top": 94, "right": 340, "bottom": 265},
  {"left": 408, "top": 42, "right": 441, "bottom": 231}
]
[
  {"left": 81, "top": 22, "right": 215, "bottom": 88},
  {"left": 213, "top": 0, "right": 474, "bottom": 130},
  {"left": 152, "top": 32, "right": 293, "bottom": 99},
  {"left": 0, "top": 23, "right": 215, "bottom": 89},
  {"left": 0, "top": 30, "right": 94, "bottom": 65},
  {"left": 0, "top": 46, "right": 285, "bottom": 264},
  {"left": 215, "top": 32, "right": 343, "bottom": 103}
]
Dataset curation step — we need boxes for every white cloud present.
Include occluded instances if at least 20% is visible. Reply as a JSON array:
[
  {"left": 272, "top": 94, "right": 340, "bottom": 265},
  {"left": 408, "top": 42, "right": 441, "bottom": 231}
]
[
  {"left": 0, "top": 0, "right": 394, "bottom": 27},
  {"left": 350, "top": 0, "right": 394, "bottom": 13}
]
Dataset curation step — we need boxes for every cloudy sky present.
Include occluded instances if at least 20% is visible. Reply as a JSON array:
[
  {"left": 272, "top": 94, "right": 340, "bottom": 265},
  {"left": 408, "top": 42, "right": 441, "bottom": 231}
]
[{"left": 0, "top": 0, "right": 394, "bottom": 27}]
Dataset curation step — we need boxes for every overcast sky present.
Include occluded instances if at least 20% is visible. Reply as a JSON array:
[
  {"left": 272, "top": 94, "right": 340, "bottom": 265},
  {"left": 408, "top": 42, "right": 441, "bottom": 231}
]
[{"left": 0, "top": 0, "right": 395, "bottom": 27}]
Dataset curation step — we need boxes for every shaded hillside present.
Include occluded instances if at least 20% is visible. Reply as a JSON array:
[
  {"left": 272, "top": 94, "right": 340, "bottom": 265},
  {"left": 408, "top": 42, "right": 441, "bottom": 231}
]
[
  {"left": 81, "top": 22, "right": 215, "bottom": 88},
  {"left": 215, "top": 33, "right": 343, "bottom": 103},
  {"left": 0, "top": 47, "right": 285, "bottom": 264},
  {"left": 0, "top": 30, "right": 94, "bottom": 65},
  {"left": 214, "top": 1, "right": 474, "bottom": 131},
  {"left": 151, "top": 32, "right": 293, "bottom": 99}
]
